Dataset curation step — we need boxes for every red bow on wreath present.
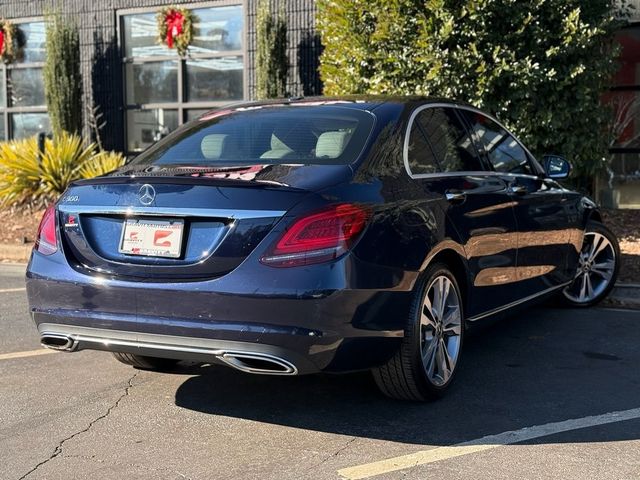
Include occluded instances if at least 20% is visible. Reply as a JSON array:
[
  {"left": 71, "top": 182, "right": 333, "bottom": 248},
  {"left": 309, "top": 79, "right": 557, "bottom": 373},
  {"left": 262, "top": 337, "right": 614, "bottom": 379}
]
[
  {"left": 165, "top": 10, "right": 184, "bottom": 49},
  {"left": 0, "top": 30, "right": 5, "bottom": 55}
]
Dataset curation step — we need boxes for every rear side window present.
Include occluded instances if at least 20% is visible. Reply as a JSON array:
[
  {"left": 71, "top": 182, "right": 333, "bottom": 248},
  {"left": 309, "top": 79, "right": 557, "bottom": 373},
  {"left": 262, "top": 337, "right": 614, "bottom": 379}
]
[
  {"left": 126, "top": 105, "right": 375, "bottom": 168},
  {"left": 406, "top": 107, "right": 483, "bottom": 175},
  {"left": 460, "top": 111, "right": 533, "bottom": 175}
]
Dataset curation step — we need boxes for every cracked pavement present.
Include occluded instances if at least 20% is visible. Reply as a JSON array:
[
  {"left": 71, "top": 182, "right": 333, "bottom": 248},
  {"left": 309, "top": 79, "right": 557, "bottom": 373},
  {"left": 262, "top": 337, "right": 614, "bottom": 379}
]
[
  {"left": 17, "top": 372, "right": 139, "bottom": 480},
  {"left": 2, "top": 264, "right": 640, "bottom": 479}
]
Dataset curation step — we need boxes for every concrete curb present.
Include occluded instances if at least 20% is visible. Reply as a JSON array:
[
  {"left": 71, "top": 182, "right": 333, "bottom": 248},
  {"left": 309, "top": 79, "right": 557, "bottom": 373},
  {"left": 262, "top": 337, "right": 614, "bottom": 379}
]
[
  {"left": 0, "top": 244, "right": 32, "bottom": 263},
  {"left": 608, "top": 284, "right": 640, "bottom": 308}
]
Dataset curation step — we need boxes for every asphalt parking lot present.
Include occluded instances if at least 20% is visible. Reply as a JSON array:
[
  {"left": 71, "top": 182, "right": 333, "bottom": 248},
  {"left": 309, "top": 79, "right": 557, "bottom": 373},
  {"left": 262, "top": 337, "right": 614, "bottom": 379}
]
[{"left": 2, "top": 264, "right": 640, "bottom": 480}]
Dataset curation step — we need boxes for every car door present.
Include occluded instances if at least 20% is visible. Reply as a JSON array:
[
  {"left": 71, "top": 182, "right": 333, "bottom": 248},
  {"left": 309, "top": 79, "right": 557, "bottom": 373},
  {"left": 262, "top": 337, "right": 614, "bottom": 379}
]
[
  {"left": 405, "top": 105, "right": 521, "bottom": 318},
  {"left": 458, "top": 109, "right": 574, "bottom": 297}
]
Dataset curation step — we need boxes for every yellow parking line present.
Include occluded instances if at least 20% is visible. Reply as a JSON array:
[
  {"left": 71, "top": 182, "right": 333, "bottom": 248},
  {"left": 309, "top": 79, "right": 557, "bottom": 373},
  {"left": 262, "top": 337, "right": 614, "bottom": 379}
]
[
  {"left": 0, "top": 287, "right": 26, "bottom": 293},
  {"left": 0, "top": 349, "right": 56, "bottom": 361},
  {"left": 338, "top": 407, "right": 640, "bottom": 479}
]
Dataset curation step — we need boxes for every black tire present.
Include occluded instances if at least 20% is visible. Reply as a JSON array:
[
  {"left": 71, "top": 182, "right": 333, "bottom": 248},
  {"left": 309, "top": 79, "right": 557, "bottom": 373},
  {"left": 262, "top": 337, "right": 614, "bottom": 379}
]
[
  {"left": 372, "top": 263, "right": 465, "bottom": 401},
  {"left": 111, "top": 352, "right": 180, "bottom": 371},
  {"left": 561, "top": 221, "right": 620, "bottom": 308}
]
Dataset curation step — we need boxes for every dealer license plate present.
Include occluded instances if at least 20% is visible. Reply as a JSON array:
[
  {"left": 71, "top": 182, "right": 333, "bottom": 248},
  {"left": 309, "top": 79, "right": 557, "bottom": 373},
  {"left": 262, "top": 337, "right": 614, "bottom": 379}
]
[{"left": 119, "top": 218, "right": 184, "bottom": 258}]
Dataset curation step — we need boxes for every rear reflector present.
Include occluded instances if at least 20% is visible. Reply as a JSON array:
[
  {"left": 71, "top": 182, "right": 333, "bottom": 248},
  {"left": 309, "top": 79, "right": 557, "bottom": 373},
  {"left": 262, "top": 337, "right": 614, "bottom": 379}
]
[
  {"left": 35, "top": 205, "right": 58, "bottom": 255},
  {"left": 260, "top": 204, "right": 370, "bottom": 268}
]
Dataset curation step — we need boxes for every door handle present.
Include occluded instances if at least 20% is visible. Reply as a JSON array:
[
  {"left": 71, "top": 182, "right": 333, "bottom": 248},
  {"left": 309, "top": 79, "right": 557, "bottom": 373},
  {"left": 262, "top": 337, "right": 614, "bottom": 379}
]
[
  {"left": 445, "top": 190, "right": 466, "bottom": 204},
  {"left": 509, "top": 184, "right": 528, "bottom": 195}
]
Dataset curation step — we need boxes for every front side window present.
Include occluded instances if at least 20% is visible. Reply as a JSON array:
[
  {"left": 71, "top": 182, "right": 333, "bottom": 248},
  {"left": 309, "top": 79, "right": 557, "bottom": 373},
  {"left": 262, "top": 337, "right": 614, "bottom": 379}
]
[
  {"left": 121, "top": 5, "right": 245, "bottom": 155},
  {"left": 407, "top": 107, "right": 483, "bottom": 175},
  {"left": 0, "top": 21, "right": 49, "bottom": 140},
  {"left": 461, "top": 111, "right": 533, "bottom": 175},
  {"left": 124, "top": 105, "right": 375, "bottom": 168}
]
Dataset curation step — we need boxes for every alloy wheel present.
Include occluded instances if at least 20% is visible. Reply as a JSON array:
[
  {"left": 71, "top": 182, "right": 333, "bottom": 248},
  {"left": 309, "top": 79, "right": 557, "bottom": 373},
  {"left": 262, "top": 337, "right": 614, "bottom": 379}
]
[
  {"left": 420, "top": 275, "right": 462, "bottom": 386},
  {"left": 563, "top": 232, "right": 616, "bottom": 304}
]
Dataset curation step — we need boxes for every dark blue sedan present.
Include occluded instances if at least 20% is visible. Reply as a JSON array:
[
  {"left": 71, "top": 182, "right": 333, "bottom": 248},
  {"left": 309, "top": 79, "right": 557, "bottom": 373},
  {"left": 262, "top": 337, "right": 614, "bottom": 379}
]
[{"left": 26, "top": 97, "right": 619, "bottom": 401}]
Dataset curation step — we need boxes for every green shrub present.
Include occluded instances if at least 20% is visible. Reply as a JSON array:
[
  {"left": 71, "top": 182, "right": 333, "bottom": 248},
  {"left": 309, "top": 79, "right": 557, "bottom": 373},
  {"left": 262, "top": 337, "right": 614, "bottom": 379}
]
[
  {"left": 43, "top": 12, "right": 82, "bottom": 135},
  {"left": 256, "top": 0, "right": 288, "bottom": 99},
  {"left": 0, "top": 132, "right": 124, "bottom": 207},
  {"left": 317, "top": 0, "right": 631, "bottom": 189},
  {"left": 78, "top": 150, "right": 127, "bottom": 179}
]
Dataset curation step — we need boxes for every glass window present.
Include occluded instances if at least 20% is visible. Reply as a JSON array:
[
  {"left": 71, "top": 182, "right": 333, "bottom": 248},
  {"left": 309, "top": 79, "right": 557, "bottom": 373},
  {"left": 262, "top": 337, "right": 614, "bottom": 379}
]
[
  {"left": 407, "top": 120, "right": 438, "bottom": 175},
  {"left": 9, "top": 68, "right": 46, "bottom": 107},
  {"left": 125, "top": 61, "right": 179, "bottom": 104},
  {"left": 126, "top": 109, "right": 179, "bottom": 152},
  {"left": 462, "top": 111, "right": 533, "bottom": 175},
  {"left": 607, "top": 91, "right": 640, "bottom": 149},
  {"left": 613, "top": 26, "right": 640, "bottom": 88},
  {"left": 122, "top": 5, "right": 245, "bottom": 155},
  {"left": 11, "top": 113, "right": 51, "bottom": 140},
  {"left": 191, "top": 6, "right": 244, "bottom": 53},
  {"left": 408, "top": 107, "right": 482, "bottom": 175},
  {"left": 609, "top": 152, "right": 640, "bottom": 176},
  {"left": 19, "top": 22, "right": 46, "bottom": 63},
  {"left": 125, "top": 106, "right": 375, "bottom": 167},
  {"left": 0, "top": 74, "right": 5, "bottom": 108},
  {"left": 0, "top": 21, "right": 48, "bottom": 140},
  {"left": 186, "top": 57, "right": 243, "bottom": 102},
  {"left": 123, "top": 13, "right": 176, "bottom": 58}
]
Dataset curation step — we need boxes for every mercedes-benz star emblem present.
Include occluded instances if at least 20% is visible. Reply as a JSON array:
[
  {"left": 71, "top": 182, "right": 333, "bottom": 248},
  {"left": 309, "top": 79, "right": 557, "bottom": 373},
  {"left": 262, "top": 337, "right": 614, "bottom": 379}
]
[{"left": 138, "top": 184, "right": 156, "bottom": 206}]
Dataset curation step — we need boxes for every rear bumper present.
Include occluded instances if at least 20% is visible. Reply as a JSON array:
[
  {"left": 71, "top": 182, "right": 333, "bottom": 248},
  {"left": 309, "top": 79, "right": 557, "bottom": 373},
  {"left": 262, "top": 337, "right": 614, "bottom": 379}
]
[
  {"left": 37, "top": 322, "right": 307, "bottom": 375},
  {"left": 27, "top": 250, "right": 415, "bottom": 373}
]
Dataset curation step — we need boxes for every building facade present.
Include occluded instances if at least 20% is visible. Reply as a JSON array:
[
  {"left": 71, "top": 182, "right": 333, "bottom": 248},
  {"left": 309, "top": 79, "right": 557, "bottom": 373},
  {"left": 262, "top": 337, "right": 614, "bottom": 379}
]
[
  {"left": 0, "top": 0, "right": 320, "bottom": 155},
  {"left": 598, "top": 2, "right": 640, "bottom": 208}
]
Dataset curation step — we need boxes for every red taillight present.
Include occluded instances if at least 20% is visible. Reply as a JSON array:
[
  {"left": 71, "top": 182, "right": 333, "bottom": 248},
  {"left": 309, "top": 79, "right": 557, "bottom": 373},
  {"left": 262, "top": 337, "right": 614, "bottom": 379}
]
[
  {"left": 35, "top": 205, "right": 58, "bottom": 255},
  {"left": 260, "top": 204, "right": 370, "bottom": 268}
]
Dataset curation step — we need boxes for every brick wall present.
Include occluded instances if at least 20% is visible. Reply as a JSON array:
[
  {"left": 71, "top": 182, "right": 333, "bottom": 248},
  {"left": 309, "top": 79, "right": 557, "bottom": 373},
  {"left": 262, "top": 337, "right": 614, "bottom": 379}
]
[{"left": 1, "top": 0, "right": 321, "bottom": 152}]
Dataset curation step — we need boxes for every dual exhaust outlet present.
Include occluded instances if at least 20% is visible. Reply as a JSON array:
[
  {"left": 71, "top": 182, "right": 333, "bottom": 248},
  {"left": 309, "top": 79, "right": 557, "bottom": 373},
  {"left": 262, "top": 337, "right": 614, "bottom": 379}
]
[{"left": 40, "top": 333, "right": 297, "bottom": 375}]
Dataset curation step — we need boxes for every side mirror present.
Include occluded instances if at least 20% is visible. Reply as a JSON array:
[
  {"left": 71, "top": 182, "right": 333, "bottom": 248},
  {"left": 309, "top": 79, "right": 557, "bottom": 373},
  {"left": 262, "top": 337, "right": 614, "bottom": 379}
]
[{"left": 542, "top": 155, "right": 571, "bottom": 180}]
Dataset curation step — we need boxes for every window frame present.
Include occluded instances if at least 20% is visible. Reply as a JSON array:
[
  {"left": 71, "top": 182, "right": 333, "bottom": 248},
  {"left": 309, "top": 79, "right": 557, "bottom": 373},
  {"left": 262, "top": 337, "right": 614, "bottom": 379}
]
[
  {"left": 117, "top": 0, "right": 249, "bottom": 155},
  {"left": 403, "top": 103, "right": 542, "bottom": 179},
  {"left": 0, "top": 16, "right": 48, "bottom": 140}
]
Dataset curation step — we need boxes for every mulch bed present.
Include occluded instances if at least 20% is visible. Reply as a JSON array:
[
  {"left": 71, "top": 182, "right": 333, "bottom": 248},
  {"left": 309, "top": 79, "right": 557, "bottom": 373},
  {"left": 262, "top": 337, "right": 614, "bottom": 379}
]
[
  {"left": 0, "top": 207, "right": 43, "bottom": 246},
  {"left": 1, "top": 207, "right": 639, "bottom": 283}
]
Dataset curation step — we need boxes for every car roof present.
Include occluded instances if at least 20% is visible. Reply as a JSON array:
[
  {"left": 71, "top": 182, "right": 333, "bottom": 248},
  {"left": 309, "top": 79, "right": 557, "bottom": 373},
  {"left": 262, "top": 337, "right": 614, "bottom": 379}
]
[{"left": 198, "top": 96, "right": 476, "bottom": 117}]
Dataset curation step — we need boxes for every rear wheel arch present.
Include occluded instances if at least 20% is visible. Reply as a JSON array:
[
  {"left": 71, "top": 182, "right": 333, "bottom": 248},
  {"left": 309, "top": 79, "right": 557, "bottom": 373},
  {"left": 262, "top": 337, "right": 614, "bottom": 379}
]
[
  {"left": 422, "top": 248, "right": 469, "bottom": 320},
  {"left": 587, "top": 209, "right": 603, "bottom": 224}
]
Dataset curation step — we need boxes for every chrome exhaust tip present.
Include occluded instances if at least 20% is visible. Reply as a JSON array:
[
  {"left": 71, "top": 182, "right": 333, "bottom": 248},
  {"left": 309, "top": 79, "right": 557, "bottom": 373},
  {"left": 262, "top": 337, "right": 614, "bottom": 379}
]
[
  {"left": 40, "top": 333, "right": 76, "bottom": 352},
  {"left": 219, "top": 352, "right": 297, "bottom": 375}
]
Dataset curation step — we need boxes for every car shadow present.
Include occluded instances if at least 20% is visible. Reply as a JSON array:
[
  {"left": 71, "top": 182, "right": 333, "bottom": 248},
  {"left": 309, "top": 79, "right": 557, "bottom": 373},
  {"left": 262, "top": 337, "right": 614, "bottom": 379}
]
[{"left": 174, "top": 306, "right": 640, "bottom": 446}]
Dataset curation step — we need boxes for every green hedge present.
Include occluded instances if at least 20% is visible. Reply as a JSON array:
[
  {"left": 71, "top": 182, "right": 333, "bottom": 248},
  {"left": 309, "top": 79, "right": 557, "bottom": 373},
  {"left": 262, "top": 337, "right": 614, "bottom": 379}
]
[{"left": 318, "top": 0, "right": 631, "bottom": 189}]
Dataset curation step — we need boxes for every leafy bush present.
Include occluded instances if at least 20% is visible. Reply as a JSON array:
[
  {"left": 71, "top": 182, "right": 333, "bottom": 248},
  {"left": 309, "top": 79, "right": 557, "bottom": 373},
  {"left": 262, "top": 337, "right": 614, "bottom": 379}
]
[
  {"left": 317, "top": 0, "right": 631, "bottom": 189},
  {"left": 78, "top": 150, "right": 126, "bottom": 179},
  {"left": 0, "top": 132, "right": 125, "bottom": 207}
]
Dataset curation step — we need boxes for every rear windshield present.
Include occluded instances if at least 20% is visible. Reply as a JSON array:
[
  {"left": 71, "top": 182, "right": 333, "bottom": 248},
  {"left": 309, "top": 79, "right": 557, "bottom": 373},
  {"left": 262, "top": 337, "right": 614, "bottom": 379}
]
[{"left": 125, "top": 105, "right": 376, "bottom": 168}]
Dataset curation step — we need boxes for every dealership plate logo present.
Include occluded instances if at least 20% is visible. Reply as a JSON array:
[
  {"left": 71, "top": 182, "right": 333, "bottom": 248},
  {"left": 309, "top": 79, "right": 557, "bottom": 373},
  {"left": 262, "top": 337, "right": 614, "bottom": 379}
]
[{"left": 138, "top": 184, "right": 156, "bottom": 206}]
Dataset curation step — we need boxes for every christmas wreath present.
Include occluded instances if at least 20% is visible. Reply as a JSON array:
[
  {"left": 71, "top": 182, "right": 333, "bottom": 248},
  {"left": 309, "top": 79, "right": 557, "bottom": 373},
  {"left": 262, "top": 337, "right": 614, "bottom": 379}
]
[
  {"left": 156, "top": 6, "right": 194, "bottom": 57},
  {"left": 0, "top": 19, "right": 19, "bottom": 63}
]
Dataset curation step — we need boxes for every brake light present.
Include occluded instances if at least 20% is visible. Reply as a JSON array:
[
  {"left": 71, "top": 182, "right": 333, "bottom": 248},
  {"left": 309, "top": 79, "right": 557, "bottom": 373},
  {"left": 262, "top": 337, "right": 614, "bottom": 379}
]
[
  {"left": 35, "top": 205, "right": 58, "bottom": 255},
  {"left": 260, "top": 204, "right": 370, "bottom": 268}
]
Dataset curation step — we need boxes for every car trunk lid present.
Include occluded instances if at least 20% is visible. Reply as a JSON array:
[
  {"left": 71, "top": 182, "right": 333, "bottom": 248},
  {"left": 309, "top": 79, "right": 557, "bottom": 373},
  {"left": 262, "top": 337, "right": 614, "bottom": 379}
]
[{"left": 56, "top": 168, "right": 339, "bottom": 281}]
